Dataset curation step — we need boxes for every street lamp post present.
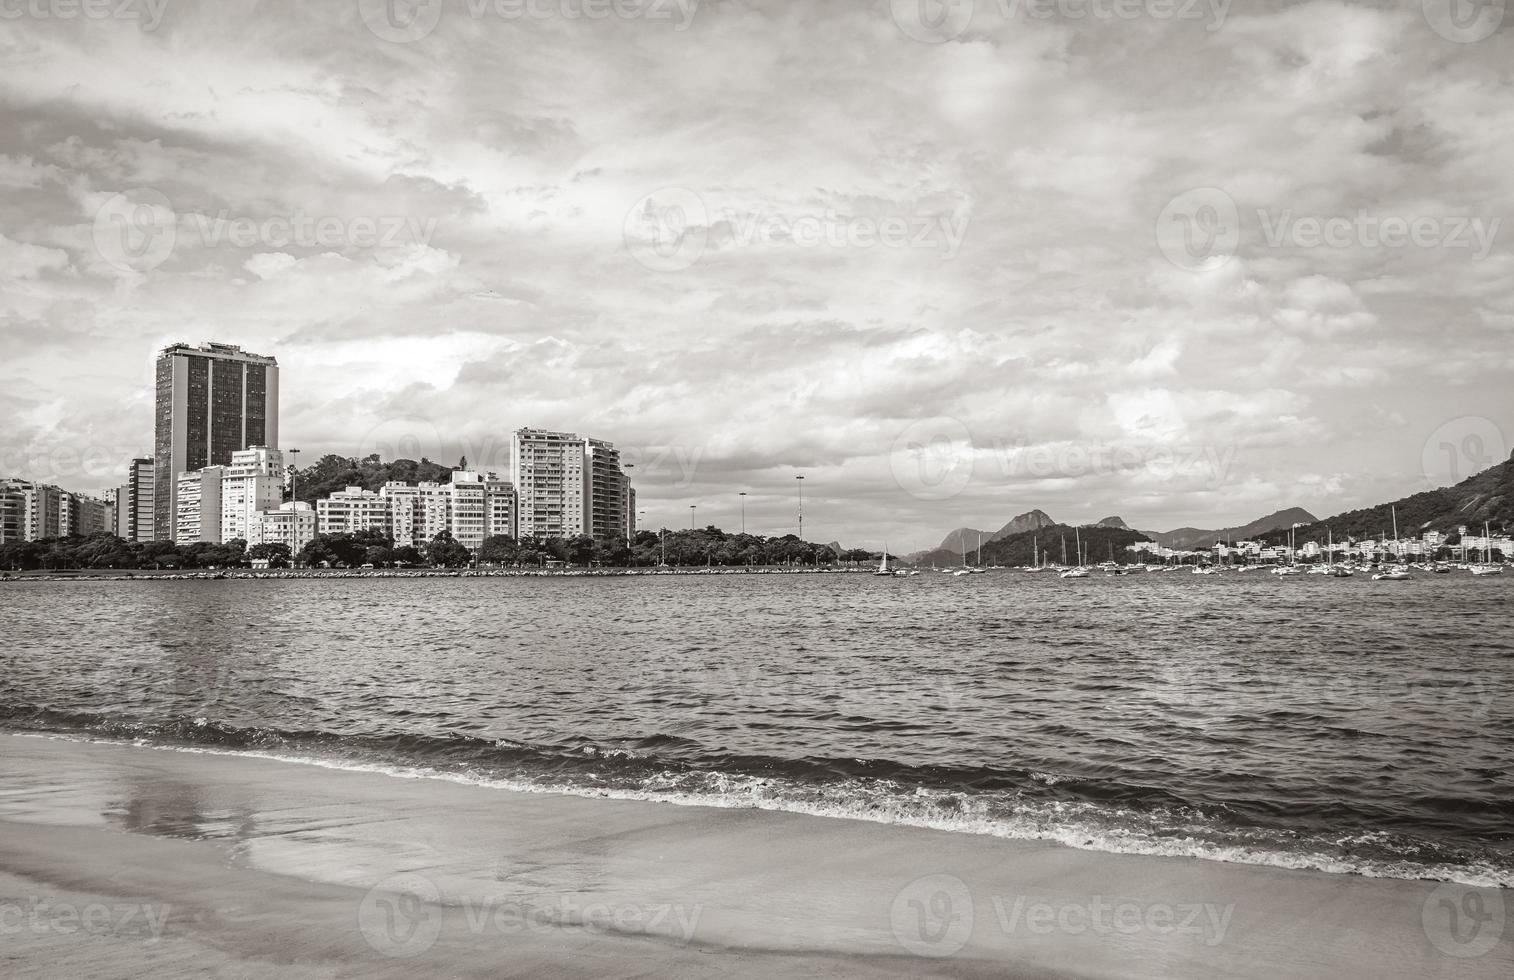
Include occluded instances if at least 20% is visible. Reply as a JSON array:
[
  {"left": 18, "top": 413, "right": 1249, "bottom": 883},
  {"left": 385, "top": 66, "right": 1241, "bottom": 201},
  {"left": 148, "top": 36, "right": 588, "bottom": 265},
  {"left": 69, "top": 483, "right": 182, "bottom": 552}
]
[
  {"left": 795, "top": 475, "right": 804, "bottom": 542},
  {"left": 689, "top": 504, "right": 696, "bottom": 530},
  {"left": 738, "top": 491, "right": 747, "bottom": 534},
  {"left": 287, "top": 447, "right": 301, "bottom": 562}
]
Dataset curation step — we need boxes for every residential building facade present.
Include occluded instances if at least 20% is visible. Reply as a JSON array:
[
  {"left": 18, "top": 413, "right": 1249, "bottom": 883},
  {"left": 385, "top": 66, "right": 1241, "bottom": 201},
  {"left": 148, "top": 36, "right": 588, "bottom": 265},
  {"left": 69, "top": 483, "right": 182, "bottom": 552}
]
[
  {"left": 175, "top": 466, "right": 224, "bottom": 544},
  {"left": 220, "top": 447, "right": 284, "bottom": 543},
  {"left": 317, "top": 486, "right": 390, "bottom": 536}
]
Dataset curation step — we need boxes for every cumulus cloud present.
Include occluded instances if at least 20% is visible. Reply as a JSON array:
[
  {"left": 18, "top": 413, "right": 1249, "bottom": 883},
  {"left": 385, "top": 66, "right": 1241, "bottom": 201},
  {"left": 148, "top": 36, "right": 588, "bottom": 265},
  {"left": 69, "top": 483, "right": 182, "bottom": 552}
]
[{"left": 0, "top": 1, "right": 1510, "bottom": 546}]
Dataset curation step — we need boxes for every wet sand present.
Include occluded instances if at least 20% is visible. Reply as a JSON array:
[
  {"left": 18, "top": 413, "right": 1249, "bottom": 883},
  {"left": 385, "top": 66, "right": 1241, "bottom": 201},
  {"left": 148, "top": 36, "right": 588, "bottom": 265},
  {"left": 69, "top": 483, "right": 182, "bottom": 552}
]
[{"left": 0, "top": 735, "right": 1506, "bottom": 978}]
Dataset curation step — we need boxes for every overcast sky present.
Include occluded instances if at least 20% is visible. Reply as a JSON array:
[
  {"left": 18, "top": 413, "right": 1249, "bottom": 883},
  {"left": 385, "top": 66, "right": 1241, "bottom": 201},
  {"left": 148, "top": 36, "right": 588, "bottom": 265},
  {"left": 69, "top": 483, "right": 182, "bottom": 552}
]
[{"left": 1, "top": 1, "right": 1511, "bottom": 550}]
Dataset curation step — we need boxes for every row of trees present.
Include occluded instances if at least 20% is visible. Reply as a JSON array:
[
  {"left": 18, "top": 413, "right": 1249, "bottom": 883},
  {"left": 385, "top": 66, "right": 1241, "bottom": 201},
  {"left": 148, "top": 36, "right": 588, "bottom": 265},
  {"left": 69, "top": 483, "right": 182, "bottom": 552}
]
[
  {"left": 0, "top": 534, "right": 296, "bottom": 571},
  {"left": 2, "top": 526, "right": 883, "bottom": 571}
]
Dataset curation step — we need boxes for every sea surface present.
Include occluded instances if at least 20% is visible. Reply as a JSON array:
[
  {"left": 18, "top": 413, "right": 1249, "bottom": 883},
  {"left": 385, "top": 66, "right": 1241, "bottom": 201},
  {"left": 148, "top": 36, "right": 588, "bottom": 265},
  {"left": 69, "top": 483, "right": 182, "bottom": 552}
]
[{"left": 1, "top": 571, "right": 1511, "bottom": 886}]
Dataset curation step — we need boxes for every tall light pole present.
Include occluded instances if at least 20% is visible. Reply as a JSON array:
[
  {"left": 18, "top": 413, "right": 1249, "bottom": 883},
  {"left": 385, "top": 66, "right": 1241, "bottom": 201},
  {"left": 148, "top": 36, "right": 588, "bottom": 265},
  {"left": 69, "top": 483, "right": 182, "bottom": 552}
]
[
  {"left": 689, "top": 504, "right": 696, "bottom": 530},
  {"left": 287, "top": 447, "right": 301, "bottom": 561},
  {"left": 795, "top": 475, "right": 804, "bottom": 541},
  {"left": 738, "top": 491, "right": 747, "bottom": 534}
]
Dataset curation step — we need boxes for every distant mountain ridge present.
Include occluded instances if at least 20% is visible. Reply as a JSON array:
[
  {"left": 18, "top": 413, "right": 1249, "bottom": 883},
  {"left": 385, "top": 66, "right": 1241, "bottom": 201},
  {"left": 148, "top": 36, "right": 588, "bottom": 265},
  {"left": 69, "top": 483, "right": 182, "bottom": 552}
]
[
  {"left": 936, "top": 509, "right": 1056, "bottom": 554},
  {"left": 1257, "top": 451, "right": 1513, "bottom": 545},
  {"left": 925, "top": 506, "right": 1315, "bottom": 561},
  {"left": 1142, "top": 508, "right": 1319, "bottom": 550}
]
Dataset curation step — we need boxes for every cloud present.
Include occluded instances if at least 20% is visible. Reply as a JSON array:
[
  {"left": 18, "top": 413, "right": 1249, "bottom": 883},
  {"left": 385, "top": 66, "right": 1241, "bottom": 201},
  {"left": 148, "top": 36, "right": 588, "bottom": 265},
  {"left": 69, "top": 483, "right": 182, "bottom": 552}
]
[{"left": 0, "top": 2, "right": 1510, "bottom": 546}]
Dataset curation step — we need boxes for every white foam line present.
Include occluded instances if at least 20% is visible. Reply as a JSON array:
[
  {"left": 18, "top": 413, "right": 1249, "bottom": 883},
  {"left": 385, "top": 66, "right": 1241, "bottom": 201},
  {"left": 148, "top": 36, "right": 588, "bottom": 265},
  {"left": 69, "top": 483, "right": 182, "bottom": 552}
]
[{"left": 6, "top": 731, "right": 1510, "bottom": 889}]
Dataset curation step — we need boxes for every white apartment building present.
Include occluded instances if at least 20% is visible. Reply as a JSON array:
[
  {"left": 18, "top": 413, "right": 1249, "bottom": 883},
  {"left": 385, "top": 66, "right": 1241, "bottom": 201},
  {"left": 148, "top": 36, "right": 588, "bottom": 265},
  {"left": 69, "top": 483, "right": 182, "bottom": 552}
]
[
  {"left": 221, "top": 446, "right": 284, "bottom": 543},
  {"left": 484, "top": 475, "right": 517, "bottom": 540},
  {"left": 512, "top": 428, "right": 633, "bottom": 541},
  {"left": 317, "top": 486, "right": 390, "bottom": 536},
  {"left": 377, "top": 481, "right": 450, "bottom": 546},
  {"left": 449, "top": 472, "right": 487, "bottom": 551},
  {"left": 248, "top": 501, "right": 315, "bottom": 553},
  {"left": 513, "top": 428, "right": 587, "bottom": 539},
  {"left": 175, "top": 466, "right": 224, "bottom": 543}
]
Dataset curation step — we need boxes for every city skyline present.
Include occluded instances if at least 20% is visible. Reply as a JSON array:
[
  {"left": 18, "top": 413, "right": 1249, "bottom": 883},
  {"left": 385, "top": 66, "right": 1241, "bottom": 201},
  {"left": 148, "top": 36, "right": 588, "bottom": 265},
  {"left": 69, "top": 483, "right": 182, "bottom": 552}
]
[{"left": 1, "top": 4, "right": 1512, "bottom": 549}]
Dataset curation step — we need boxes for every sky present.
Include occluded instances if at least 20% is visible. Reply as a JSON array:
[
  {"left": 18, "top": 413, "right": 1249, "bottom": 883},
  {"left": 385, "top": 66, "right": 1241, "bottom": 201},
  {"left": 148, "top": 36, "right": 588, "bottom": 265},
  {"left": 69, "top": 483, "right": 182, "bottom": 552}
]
[{"left": 1, "top": 0, "right": 1511, "bottom": 551}]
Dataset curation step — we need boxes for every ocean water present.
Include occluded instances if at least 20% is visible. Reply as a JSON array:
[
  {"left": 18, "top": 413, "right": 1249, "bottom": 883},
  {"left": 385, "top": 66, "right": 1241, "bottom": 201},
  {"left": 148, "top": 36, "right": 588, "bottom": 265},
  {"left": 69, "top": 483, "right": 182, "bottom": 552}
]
[{"left": 1, "top": 572, "right": 1510, "bottom": 886}]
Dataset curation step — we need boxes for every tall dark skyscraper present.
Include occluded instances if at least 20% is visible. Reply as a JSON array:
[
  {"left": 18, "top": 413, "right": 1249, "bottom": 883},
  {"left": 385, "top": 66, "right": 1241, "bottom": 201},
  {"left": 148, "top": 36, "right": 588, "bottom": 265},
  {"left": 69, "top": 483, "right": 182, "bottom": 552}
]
[{"left": 153, "top": 342, "right": 279, "bottom": 542}]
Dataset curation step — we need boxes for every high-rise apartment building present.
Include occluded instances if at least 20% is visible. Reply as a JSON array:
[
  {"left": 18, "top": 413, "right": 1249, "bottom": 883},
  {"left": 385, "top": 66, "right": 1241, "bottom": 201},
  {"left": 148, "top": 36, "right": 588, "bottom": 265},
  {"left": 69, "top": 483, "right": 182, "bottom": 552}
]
[
  {"left": 0, "top": 480, "right": 29, "bottom": 544},
  {"left": 174, "top": 466, "right": 224, "bottom": 543},
  {"left": 448, "top": 472, "right": 488, "bottom": 552},
  {"left": 484, "top": 475, "right": 517, "bottom": 540},
  {"left": 61, "top": 494, "right": 112, "bottom": 537},
  {"left": 154, "top": 341, "right": 279, "bottom": 541},
  {"left": 125, "top": 457, "right": 155, "bottom": 542},
  {"left": 585, "top": 438, "right": 630, "bottom": 541},
  {"left": 220, "top": 447, "right": 284, "bottom": 543},
  {"left": 0, "top": 480, "right": 111, "bottom": 542},
  {"left": 511, "top": 429, "right": 631, "bottom": 542},
  {"left": 512, "top": 428, "right": 588, "bottom": 539}
]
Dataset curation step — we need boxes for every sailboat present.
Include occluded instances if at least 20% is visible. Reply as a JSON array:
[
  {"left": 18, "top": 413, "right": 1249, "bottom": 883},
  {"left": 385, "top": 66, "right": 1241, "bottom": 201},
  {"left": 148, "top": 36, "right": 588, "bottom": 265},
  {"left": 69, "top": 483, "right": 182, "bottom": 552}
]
[
  {"left": 874, "top": 543, "right": 895, "bottom": 576},
  {"left": 1325, "top": 527, "right": 1353, "bottom": 576},
  {"left": 1470, "top": 522, "right": 1503, "bottom": 575},
  {"left": 1024, "top": 535, "right": 1046, "bottom": 572},
  {"left": 1372, "top": 507, "right": 1411, "bottom": 580},
  {"left": 969, "top": 532, "right": 988, "bottom": 573},
  {"left": 1060, "top": 527, "right": 1090, "bottom": 578},
  {"left": 1272, "top": 524, "right": 1302, "bottom": 575}
]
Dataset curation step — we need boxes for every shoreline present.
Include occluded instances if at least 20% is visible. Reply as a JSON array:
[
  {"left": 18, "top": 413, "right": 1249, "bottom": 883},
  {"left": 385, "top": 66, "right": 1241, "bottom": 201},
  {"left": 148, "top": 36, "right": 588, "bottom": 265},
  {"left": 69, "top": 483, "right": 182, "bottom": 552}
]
[
  {"left": 0, "top": 566, "right": 871, "bottom": 581},
  {"left": 1, "top": 735, "right": 1506, "bottom": 978}
]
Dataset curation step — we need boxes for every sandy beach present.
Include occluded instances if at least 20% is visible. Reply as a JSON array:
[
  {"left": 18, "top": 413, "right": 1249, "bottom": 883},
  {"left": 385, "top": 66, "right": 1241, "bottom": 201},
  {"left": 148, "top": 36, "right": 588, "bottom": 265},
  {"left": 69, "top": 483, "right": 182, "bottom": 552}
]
[{"left": 0, "top": 735, "right": 1504, "bottom": 979}]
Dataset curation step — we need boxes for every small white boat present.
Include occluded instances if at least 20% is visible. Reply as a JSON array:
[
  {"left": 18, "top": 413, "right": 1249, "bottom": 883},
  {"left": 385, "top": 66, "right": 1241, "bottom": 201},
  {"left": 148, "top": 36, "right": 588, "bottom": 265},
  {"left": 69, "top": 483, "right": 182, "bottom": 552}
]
[
  {"left": 1372, "top": 568, "right": 1411, "bottom": 581},
  {"left": 1059, "top": 567, "right": 1090, "bottom": 579}
]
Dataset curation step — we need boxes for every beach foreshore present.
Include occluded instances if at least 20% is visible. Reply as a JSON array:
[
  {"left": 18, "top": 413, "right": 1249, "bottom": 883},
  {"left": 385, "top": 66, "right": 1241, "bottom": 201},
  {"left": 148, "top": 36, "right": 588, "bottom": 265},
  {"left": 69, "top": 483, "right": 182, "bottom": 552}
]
[{"left": 0, "top": 736, "right": 1505, "bottom": 979}]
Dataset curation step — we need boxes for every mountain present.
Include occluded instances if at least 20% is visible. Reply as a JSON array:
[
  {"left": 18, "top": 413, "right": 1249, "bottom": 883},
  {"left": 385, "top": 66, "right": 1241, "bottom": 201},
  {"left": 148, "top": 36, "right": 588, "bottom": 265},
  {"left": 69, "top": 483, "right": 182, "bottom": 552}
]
[
  {"left": 1096, "top": 516, "right": 1129, "bottom": 529},
  {"left": 935, "top": 509, "right": 1056, "bottom": 554},
  {"left": 998, "top": 508, "right": 1057, "bottom": 536},
  {"left": 935, "top": 527, "right": 994, "bottom": 554},
  {"left": 981, "top": 523, "right": 1153, "bottom": 567},
  {"left": 1144, "top": 508, "right": 1319, "bottom": 550},
  {"left": 1257, "top": 451, "right": 1513, "bottom": 545}
]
